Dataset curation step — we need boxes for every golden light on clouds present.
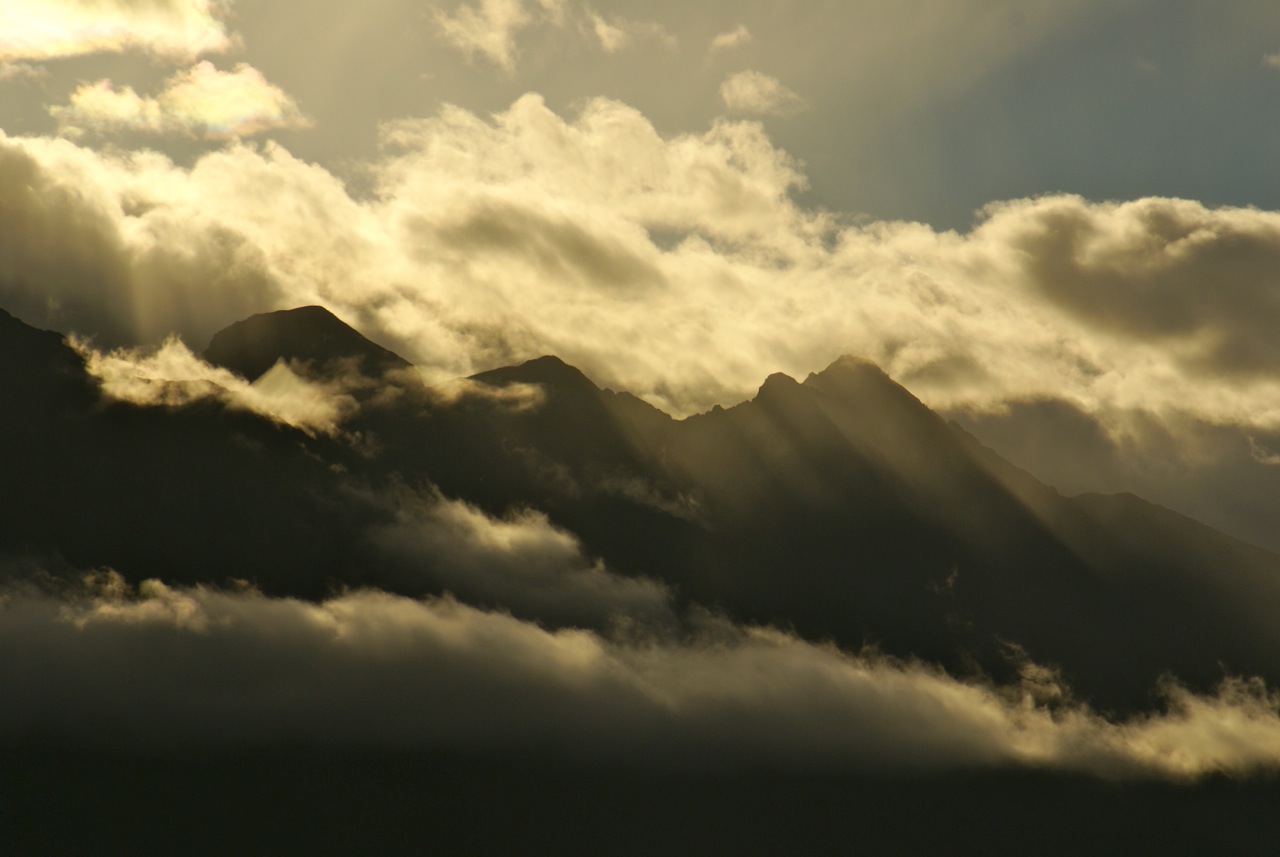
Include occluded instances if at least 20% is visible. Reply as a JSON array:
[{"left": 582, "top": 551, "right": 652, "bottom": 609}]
[
  {"left": 50, "top": 62, "right": 312, "bottom": 140},
  {"left": 0, "top": 0, "right": 234, "bottom": 65}
]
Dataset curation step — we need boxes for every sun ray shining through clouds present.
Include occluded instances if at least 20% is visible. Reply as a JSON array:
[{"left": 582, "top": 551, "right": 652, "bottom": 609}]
[{"left": 6, "top": 2, "right": 1280, "bottom": 853}]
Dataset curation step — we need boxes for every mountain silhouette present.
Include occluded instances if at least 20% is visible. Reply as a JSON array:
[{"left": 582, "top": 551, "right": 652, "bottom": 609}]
[
  {"left": 203, "top": 305, "right": 412, "bottom": 382},
  {"left": 6, "top": 304, "right": 1280, "bottom": 712}
]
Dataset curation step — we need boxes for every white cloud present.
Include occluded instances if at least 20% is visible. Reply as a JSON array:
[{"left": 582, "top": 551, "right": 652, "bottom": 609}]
[
  {"left": 1264, "top": 51, "right": 1280, "bottom": 69},
  {"left": 0, "top": 0, "right": 234, "bottom": 65},
  {"left": 4, "top": 574, "right": 1280, "bottom": 780},
  {"left": 50, "top": 62, "right": 312, "bottom": 140},
  {"left": 709, "top": 24, "right": 751, "bottom": 53},
  {"left": 720, "top": 70, "right": 804, "bottom": 115},
  {"left": 434, "top": 0, "right": 565, "bottom": 71}
]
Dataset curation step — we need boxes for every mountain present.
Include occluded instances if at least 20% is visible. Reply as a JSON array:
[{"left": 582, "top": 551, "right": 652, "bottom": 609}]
[
  {"left": 203, "top": 305, "right": 412, "bottom": 381},
  {"left": 5, "top": 305, "right": 1280, "bottom": 713}
]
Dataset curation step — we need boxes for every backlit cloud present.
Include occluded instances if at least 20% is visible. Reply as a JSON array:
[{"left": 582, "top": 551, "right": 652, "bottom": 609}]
[
  {"left": 77, "top": 336, "right": 356, "bottom": 434},
  {"left": 50, "top": 62, "right": 312, "bottom": 140},
  {"left": 7, "top": 94, "right": 1280, "bottom": 493},
  {"left": 0, "top": 0, "right": 234, "bottom": 65}
]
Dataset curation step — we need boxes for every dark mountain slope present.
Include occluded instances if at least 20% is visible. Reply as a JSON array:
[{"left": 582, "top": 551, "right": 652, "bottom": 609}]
[
  {"left": 0, "top": 308, "right": 373, "bottom": 596},
  {"left": 203, "top": 305, "right": 412, "bottom": 382},
  {"left": 8, "top": 305, "right": 1280, "bottom": 712}
]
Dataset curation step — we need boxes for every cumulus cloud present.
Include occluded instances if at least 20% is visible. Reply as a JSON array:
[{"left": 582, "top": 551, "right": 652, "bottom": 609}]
[
  {"left": 709, "top": 24, "right": 752, "bottom": 53},
  {"left": 51, "top": 62, "right": 312, "bottom": 140},
  {"left": 719, "top": 70, "right": 804, "bottom": 115},
  {"left": 0, "top": 0, "right": 234, "bottom": 65},
  {"left": 434, "top": 0, "right": 565, "bottom": 71},
  {"left": 3, "top": 573, "right": 1280, "bottom": 780}
]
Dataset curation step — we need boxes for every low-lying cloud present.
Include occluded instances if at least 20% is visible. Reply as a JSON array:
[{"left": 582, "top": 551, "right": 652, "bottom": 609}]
[
  {"left": 4, "top": 573, "right": 1280, "bottom": 781},
  {"left": 366, "top": 488, "right": 676, "bottom": 629},
  {"left": 77, "top": 336, "right": 356, "bottom": 434}
]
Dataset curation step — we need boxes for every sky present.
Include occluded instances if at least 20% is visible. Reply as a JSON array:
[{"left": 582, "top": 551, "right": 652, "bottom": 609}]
[{"left": 11, "top": 1, "right": 1280, "bottom": 802}]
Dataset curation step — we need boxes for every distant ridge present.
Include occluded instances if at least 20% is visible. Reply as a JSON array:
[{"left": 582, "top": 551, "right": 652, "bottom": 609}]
[{"left": 204, "top": 306, "right": 412, "bottom": 381}]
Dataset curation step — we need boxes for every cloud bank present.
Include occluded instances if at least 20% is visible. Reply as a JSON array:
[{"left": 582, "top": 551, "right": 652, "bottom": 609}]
[
  {"left": 5, "top": 95, "right": 1280, "bottom": 425},
  {"left": 7, "top": 93, "right": 1280, "bottom": 547},
  {"left": 4, "top": 573, "right": 1280, "bottom": 781}
]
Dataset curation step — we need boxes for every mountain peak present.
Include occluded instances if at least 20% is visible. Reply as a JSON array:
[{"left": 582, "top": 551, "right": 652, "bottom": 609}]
[
  {"left": 203, "top": 306, "right": 412, "bottom": 382},
  {"left": 469, "top": 355, "right": 600, "bottom": 395}
]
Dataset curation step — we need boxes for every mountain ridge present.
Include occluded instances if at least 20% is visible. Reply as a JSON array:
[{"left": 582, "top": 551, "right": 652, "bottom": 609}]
[{"left": 7, "top": 304, "right": 1280, "bottom": 713}]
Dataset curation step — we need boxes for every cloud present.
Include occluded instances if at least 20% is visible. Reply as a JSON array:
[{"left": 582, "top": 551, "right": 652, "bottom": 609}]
[
  {"left": 582, "top": 10, "right": 676, "bottom": 54},
  {"left": 0, "top": 61, "right": 46, "bottom": 82},
  {"left": 8, "top": 94, "right": 1280, "bottom": 482},
  {"left": 4, "top": 573, "right": 1280, "bottom": 780},
  {"left": 0, "top": 0, "right": 234, "bottom": 65},
  {"left": 1264, "top": 52, "right": 1280, "bottom": 69},
  {"left": 434, "top": 0, "right": 565, "bottom": 71},
  {"left": 709, "top": 24, "right": 752, "bottom": 53},
  {"left": 50, "top": 62, "right": 312, "bottom": 140},
  {"left": 76, "top": 336, "right": 356, "bottom": 434},
  {"left": 978, "top": 194, "right": 1280, "bottom": 379},
  {"left": 366, "top": 487, "right": 677, "bottom": 629},
  {"left": 720, "top": 70, "right": 804, "bottom": 115}
]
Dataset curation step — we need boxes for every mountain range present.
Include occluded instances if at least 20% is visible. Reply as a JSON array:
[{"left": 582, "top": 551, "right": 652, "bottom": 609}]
[{"left": 5, "top": 303, "right": 1280, "bottom": 717}]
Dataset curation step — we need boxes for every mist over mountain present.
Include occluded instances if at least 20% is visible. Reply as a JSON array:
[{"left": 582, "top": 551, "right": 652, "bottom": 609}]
[
  {"left": 8, "top": 303, "right": 1280, "bottom": 699},
  {"left": 7, "top": 303, "right": 1280, "bottom": 853}
]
